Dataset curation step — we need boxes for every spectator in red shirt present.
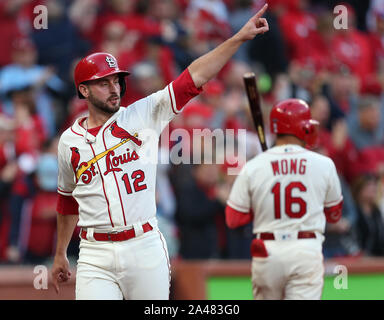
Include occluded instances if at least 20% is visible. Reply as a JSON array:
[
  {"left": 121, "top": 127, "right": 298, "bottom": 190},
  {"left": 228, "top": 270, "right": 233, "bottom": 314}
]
[
  {"left": 185, "top": 0, "right": 231, "bottom": 58},
  {"left": 310, "top": 94, "right": 361, "bottom": 258},
  {"left": 3, "top": 87, "right": 47, "bottom": 263},
  {"left": 81, "top": 0, "right": 161, "bottom": 58},
  {"left": 174, "top": 101, "right": 214, "bottom": 156},
  {"left": 311, "top": 94, "right": 359, "bottom": 183},
  {"left": 24, "top": 153, "right": 58, "bottom": 264},
  {"left": 0, "top": 0, "right": 25, "bottom": 67},
  {"left": 322, "top": 65, "right": 360, "bottom": 118},
  {"left": 309, "top": 11, "right": 337, "bottom": 72},
  {"left": 369, "top": 15, "right": 384, "bottom": 70},
  {"left": 0, "top": 116, "right": 17, "bottom": 260},
  {"left": 200, "top": 79, "right": 227, "bottom": 129},
  {"left": 125, "top": 61, "right": 165, "bottom": 105},
  {"left": 278, "top": 0, "right": 318, "bottom": 62},
  {"left": 24, "top": 137, "right": 79, "bottom": 264},
  {"left": 367, "top": 6, "right": 384, "bottom": 93},
  {"left": 331, "top": 5, "right": 375, "bottom": 93},
  {"left": 10, "top": 87, "right": 46, "bottom": 156},
  {"left": 346, "top": 95, "right": 384, "bottom": 177}
]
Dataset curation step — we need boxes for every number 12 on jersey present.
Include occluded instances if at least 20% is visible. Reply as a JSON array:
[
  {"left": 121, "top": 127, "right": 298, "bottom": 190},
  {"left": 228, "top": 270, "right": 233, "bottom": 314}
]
[
  {"left": 122, "top": 169, "right": 147, "bottom": 194},
  {"left": 271, "top": 181, "right": 307, "bottom": 219}
]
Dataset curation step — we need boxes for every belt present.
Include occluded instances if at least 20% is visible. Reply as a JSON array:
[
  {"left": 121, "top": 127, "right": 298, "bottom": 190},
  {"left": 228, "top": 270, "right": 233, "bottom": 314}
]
[
  {"left": 80, "top": 222, "right": 153, "bottom": 242},
  {"left": 254, "top": 231, "right": 316, "bottom": 240}
]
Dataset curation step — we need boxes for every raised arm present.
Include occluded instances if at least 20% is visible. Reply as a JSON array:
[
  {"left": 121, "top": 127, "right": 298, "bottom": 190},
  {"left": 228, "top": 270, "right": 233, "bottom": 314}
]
[{"left": 188, "top": 4, "right": 269, "bottom": 88}]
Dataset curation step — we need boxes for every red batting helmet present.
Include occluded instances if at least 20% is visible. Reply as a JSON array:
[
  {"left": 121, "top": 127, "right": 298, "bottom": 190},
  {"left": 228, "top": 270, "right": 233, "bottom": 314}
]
[
  {"left": 74, "top": 52, "right": 130, "bottom": 99},
  {"left": 269, "top": 99, "right": 319, "bottom": 147}
]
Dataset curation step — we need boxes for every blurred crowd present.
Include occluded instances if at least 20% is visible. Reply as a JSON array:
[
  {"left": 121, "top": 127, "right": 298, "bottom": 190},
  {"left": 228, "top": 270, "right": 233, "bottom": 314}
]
[{"left": 1, "top": 0, "right": 384, "bottom": 265}]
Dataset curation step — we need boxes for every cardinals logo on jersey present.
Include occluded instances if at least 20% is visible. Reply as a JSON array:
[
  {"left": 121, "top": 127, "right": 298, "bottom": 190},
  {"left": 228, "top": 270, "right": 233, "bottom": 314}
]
[
  {"left": 70, "top": 147, "right": 95, "bottom": 184},
  {"left": 69, "top": 123, "right": 141, "bottom": 184},
  {"left": 70, "top": 147, "right": 81, "bottom": 174},
  {"left": 109, "top": 121, "right": 142, "bottom": 146}
]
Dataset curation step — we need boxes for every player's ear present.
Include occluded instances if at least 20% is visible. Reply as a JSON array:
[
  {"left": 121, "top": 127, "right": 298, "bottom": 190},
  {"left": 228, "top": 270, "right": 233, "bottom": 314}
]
[{"left": 79, "top": 84, "right": 90, "bottom": 98}]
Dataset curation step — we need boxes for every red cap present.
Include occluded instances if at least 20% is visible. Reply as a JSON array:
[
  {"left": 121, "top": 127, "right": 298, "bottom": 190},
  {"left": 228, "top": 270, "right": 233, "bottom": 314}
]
[
  {"left": 182, "top": 102, "right": 213, "bottom": 119},
  {"left": 203, "top": 80, "right": 225, "bottom": 96}
]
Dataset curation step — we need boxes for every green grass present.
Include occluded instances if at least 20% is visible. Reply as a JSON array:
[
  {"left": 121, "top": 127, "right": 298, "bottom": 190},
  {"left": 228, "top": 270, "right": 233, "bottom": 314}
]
[
  {"left": 207, "top": 277, "right": 253, "bottom": 300},
  {"left": 322, "top": 274, "right": 384, "bottom": 300},
  {"left": 207, "top": 274, "right": 384, "bottom": 300}
]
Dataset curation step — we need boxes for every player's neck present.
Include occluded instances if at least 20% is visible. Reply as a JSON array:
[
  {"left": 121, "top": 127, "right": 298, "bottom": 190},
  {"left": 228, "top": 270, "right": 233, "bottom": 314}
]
[
  {"left": 275, "top": 136, "right": 305, "bottom": 147},
  {"left": 86, "top": 110, "right": 113, "bottom": 129}
]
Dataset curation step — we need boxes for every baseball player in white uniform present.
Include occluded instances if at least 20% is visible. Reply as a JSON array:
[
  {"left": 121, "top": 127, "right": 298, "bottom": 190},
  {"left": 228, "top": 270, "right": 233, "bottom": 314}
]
[
  {"left": 51, "top": 5, "right": 270, "bottom": 300},
  {"left": 226, "top": 99, "right": 344, "bottom": 300}
]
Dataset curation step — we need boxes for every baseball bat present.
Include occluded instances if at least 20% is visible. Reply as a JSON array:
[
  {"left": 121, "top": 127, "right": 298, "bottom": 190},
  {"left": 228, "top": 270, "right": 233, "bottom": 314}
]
[{"left": 243, "top": 72, "right": 268, "bottom": 151}]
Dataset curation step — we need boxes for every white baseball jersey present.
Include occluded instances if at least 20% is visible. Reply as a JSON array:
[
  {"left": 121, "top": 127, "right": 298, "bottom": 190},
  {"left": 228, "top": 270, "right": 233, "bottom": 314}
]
[
  {"left": 227, "top": 144, "right": 343, "bottom": 234},
  {"left": 57, "top": 70, "right": 200, "bottom": 229}
]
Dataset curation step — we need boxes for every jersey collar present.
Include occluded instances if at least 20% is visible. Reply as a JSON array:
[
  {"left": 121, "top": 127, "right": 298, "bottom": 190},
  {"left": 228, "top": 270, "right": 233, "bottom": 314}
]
[
  {"left": 269, "top": 144, "right": 305, "bottom": 154},
  {"left": 71, "top": 107, "right": 124, "bottom": 138}
]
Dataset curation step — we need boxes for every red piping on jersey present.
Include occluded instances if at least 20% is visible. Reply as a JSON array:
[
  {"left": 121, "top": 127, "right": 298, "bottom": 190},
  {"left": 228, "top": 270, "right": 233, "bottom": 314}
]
[
  {"left": 227, "top": 200, "right": 250, "bottom": 212},
  {"left": 102, "top": 122, "right": 127, "bottom": 226},
  {"left": 79, "top": 117, "right": 102, "bottom": 136},
  {"left": 71, "top": 125, "right": 84, "bottom": 137},
  {"left": 157, "top": 230, "right": 171, "bottom": 299},
  {"left": 57, "top": 187, "right": 72, "bottom": 195},
  {"left": 168, "top": 84, "right": 177, "bottom": 115},
  {"left": 325, "top": 197, "right": 343, "bottom": 206},
  {"left": 225, "top": 204, "right": 253, "bottom": 229},
  {"left": 89, "top": 143, "right": 114, "bottom": 228}
]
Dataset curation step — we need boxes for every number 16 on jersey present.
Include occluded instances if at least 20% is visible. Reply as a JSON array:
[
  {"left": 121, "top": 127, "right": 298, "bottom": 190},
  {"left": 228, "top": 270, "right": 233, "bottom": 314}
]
[{"left": 271, "top": 181, "right": 307, "bottom": 219}]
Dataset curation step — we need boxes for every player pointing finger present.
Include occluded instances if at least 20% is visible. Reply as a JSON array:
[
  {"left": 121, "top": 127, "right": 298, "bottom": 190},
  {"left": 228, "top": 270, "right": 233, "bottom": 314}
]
[
  {"left": 52, "top": 5, "right": 269, "bottom": 300},
  {"left": 236, "top": 3, "right": 269, "bottom": 41}
]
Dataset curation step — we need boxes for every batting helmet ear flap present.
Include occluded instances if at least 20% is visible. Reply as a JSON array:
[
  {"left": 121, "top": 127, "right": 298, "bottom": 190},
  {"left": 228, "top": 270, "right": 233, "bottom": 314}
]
[
  {"left": 301, "top": 119, "right": 319, "bottom": 148},
  {"left": 270, "top": 98, "right": 320, "bottom": 147}
]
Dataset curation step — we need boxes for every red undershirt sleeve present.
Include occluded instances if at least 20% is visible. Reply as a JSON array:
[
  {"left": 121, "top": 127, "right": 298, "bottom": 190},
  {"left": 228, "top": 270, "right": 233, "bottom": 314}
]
[
  {"left": 225, "top": 204, "right": 253, "bottom": 229},
  {"left": 171, "top": 68, "right": 203, "bottom": 112},
  {"left": 56, "top": 193, "right": 79, "bottom": 216}
]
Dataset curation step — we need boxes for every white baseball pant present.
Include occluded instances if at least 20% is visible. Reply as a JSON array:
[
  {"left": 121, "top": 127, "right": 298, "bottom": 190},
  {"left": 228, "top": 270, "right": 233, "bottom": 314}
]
[
  {"left": 251, "top": 235, "right": 324, "bottom": 300},
  {"left": 75, "top": 221, "right": 171, "bottom": 300}
]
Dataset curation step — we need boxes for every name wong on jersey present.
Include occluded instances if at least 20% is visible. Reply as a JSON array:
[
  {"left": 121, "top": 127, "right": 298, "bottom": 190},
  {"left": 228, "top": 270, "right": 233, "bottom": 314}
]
[{"left": 271, "top": 158, "right": 307, "bottom": 176}]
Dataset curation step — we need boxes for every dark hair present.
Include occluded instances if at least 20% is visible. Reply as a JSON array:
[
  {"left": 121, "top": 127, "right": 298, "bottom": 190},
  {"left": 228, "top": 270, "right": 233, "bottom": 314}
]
[
  {"left": 10, "top": 86, "right": 37, "bottom": 115},
  {"left": 276, "top": 133, "right": 303, "bottom": 140},
  {"left": 351, "top": 173, "right": 378, "bottom": 202}
]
